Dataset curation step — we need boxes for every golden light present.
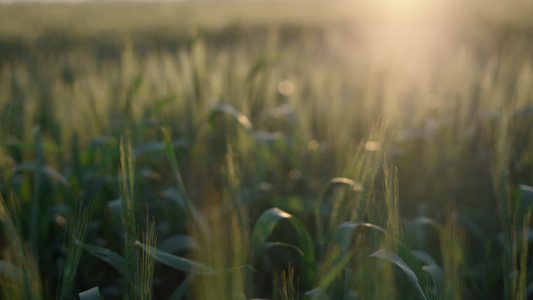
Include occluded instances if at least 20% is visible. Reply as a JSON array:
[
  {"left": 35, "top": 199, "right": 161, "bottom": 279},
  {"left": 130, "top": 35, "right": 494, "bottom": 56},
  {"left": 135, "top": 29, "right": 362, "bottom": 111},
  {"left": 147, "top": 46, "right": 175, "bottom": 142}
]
[
  {"left": 359, "top": 0, "right": 455, "bottom": 81},
  {"left": 278, "top": 80, "right": 295, "bottom": 96},
  {"left": 364, "top": 141, "right": 381, "bottom": 152},
  {"left": 55, "top": 214, "right": 67, "bottom": 226},
  {"left": 308, "top": 139, "right": 320, "bottom": 150}
]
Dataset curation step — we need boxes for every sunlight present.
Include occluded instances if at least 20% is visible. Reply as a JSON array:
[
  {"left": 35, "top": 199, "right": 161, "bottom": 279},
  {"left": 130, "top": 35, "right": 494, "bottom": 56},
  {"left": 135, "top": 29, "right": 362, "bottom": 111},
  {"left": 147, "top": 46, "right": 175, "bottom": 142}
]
[
  {"left": 361, "top": 1, "right": 455, "bottom": 80},
  {"left": 376, "top": 0, "right": 431, "bottom": 15}
]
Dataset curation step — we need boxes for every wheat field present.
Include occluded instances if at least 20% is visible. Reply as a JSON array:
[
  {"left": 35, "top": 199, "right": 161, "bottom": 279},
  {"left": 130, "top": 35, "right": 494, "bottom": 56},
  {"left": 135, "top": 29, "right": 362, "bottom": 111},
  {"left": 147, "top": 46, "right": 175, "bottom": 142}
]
[{"left": 0, "top": 1, "right": 533, "bottom": 299}]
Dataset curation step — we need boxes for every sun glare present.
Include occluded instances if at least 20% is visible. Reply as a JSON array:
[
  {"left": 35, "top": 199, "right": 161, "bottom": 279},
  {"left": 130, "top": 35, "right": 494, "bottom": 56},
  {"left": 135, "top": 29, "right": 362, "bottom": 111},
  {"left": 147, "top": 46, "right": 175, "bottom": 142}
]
[{"left": 360, "top": 1, "right": 454, "bottom": 80}]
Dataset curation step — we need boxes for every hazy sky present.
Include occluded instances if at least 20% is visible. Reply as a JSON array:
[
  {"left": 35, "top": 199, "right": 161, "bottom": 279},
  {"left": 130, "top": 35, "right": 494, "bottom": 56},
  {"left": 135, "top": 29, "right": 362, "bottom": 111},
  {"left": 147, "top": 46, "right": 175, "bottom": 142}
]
[{"left": 0, "top": 0, "right": 191, "bottom": 3}]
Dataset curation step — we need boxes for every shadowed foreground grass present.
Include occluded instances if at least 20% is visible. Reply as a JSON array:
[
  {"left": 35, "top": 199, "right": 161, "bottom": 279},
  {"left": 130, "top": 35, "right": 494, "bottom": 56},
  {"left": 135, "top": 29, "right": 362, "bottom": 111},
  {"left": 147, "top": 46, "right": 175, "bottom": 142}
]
[{"left": 0, "top": 1, "right": 533, "bottom": 299}]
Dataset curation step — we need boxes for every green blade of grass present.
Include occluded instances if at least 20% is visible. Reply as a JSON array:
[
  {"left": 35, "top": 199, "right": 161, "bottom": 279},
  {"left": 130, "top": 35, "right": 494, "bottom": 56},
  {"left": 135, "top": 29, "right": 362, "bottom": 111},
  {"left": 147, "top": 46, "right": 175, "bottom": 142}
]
[
  {"left": 251, "top": 130, "right": 285, "bottom": 145},
  {"left": 137, "top": 242, "right": 215, "bottom": 275},
  {"left": 422, "top": 263, "right": 444, "bottom": 283},
  {"left": 126, "top": 71, "right": 143, "bottom": 102},
  {"left": 368, "top": 248, "right": 427, "bottom": 300},
  {"left": 149, "top": 95, "right": 176, "bottom": 117},
  {"left": 260, "top": 195, "right": 331, "bottom": 216},
  {"left": 6, "top": 141, "right": 62, "bottom": 153},
  {"left": 82, "top": 244, "right": 125, "bottom": 277},
  {"left": 16, "top": 162, "right": 70, "bottom": 187},
  {"left": 317, "top": 254, "right": 352, "bottom": 290},
  {"left": 160, "top": 188, "right": 186, "bottom": 209},
  {"left": 304, "top": 287, "right": 329, "bottom": 300},
  {"left": 255, "top": 242, "right": 305, "bottom": 258},
  {"left": 406, "top": 217, "right": 442, "bottom": 240},
  {"left": 411, "top": 250, "right": 437, "bottom": 266},
  {"left": 245, "top": 51, "right": 285, "bottom": 84},
  {"left": 337, "top": 222, "right": 387, "bottom": 254},
  {"left": 161, "top": 128, "right": 207, "bottom": 236},
  {"left": 133, "top": 139, "right": 189, "bottom": 157},
  {"left": 30, "top": 126, "right": 44, "bottom": 254},
  {"left": 245, "top": 56, "right": 266, "bottom": 84},
  {"left": 208, "top": 103, "right": 253, "bottom": 131},
  {"left": 79, "top": 286, "right": 103, "bottom": 300},
  {"left": 88, "top": 136, "right": 117, "bottom": 150},
  {"left": 249, "top": 207, "right": 316, "bottom": 286},
  {"left": 315, "top": 178, "right": 363, "bottom": 259},
  {"left": 106, "top": 199, "right": 123, "bottom": 236},
  {"left": 303, "top": 287, "right": 329, "bottom": 300}
]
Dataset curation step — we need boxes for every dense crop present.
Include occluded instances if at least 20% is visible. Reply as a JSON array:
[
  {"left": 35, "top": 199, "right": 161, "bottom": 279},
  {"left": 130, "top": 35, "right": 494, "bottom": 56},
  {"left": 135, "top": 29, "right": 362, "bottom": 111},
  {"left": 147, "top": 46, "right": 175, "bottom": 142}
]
[{"left": 0, "top": 1, "right": 533, "bottom": 299}]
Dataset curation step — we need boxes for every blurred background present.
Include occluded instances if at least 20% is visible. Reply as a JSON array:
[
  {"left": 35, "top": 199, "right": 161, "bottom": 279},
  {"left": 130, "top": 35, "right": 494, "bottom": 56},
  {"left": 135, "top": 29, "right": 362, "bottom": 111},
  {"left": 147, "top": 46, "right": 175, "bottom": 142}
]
[{"left": 0, "top": 1, "right": 533, "bottom": 299}]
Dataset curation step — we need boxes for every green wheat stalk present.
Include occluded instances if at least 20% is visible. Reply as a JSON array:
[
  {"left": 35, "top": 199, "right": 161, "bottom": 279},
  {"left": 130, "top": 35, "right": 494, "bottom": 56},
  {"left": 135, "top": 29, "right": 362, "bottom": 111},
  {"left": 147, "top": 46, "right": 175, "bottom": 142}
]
[
  {"left": 0, "top": 193, "right": 42, "bottom": 300},
  {"left": 120, "top": 136, "right": 138, "bottom": 299},
  {"left": 58, "top": 203, "right": 93, "bottom": 300},
  {"left": 440, "top": 212, "right": 465, "bottom": 300},
  {"left": 135, "top": 215, "right": 157, "bottom": 300}
]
